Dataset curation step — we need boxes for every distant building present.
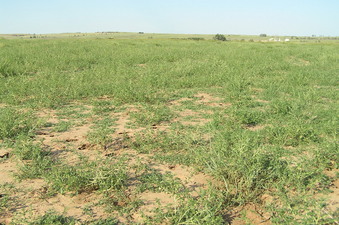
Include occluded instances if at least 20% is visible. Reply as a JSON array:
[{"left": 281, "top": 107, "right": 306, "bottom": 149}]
[{"left": 268, "top": 38, "right": 282, "bottom": 42}]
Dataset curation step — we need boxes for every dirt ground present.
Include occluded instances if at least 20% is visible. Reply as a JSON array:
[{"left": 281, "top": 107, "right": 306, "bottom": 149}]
[{"left": 1, "top": 93, "right": 338, "bottom": 224}]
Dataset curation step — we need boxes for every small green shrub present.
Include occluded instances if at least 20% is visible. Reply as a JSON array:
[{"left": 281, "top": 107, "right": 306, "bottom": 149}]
[
  {"left": 0, "top": 108, "right": 38, "bottom": 140},
  {"left": 46, "top": 160, "right": 128, "bottom": 194},
  {"left": 213, "top": 34, "right": 227, "bottom": 41},
  {"left": 29, "top": 211, "right": 78, "bottom": 225},
  {"left": 130, "top": 104, "right": 174, "bottom": 126},
  {"left": 52, "top": 121, "right": 72, "bottom": 132},
  {"left": 14, "top": 140, "right": 54, "bottom": 179},
  {"left": 89, "top": 218, "right": 119, "bottom": 225},
  {"left": 87, "top": 127, "right": 114, "bottom": 148}
]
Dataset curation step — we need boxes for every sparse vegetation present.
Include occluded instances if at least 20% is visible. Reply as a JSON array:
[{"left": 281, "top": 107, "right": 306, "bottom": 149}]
[{"left": 0, "top": 35, "right": 338, "bottom": 224}]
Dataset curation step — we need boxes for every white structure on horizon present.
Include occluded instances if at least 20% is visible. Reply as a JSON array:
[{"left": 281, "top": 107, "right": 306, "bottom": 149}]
[{"left": 268, "top": 37, "right": 290, "bottom": 42}]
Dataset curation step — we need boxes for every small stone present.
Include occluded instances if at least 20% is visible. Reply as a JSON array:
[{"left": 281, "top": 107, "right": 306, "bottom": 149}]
[
  {"left": 78, "top": 143, "right": 92, "bottom": 150},
  {"left": 0, "top": 150, "right": 9, "bottom": 158},
  {"left": 36, "top": 131, "right": 48, "bottom": 135},
  {"left": 65, "top": 138, "right": 78, "bottom": 142},
  {"left": 168, "top": 165, "right": 176, "bottom": 169}
]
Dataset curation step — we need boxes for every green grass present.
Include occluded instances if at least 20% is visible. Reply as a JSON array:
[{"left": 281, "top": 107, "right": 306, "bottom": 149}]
[
  {"left": 0, "top": 107, "right": 40, "bottom": 140},
  {"left": 13, "top": 210, "right": 120, "bottom": 225},
  {"left": 0, "top": 37, "right": 338, "bottom": 224},
  {"left": 28, "top": 211, "right": 78, "bottom": 225},
  {"left": 130, "top": 104, "right": 175, "bottom": 126}
]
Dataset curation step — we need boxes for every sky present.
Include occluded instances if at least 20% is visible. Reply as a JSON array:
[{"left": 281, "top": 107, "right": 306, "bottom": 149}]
[{"left": 0, "top": 0, "right": 338, "bottom": 36}]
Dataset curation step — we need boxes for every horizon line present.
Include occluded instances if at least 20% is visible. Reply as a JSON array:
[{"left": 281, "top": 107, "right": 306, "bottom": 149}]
[{"left": 1, "top": 31, "right": 338, "bottom": 37}]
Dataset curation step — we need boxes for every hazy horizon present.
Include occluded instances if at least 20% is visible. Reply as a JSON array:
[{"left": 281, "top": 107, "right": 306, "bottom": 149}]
[{"left": 1, "top": 0, "right": 338, "bottom": 36}]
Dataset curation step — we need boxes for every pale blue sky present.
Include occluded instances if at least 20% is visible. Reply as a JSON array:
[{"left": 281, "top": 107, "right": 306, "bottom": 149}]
[{"left": 1, "top": 0, "right": 338, "bottom": 36}]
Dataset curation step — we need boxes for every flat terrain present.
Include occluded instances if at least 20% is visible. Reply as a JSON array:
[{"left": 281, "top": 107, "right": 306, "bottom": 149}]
[{"left": 0, "top": 36, "right": 338, "bottom": 224}]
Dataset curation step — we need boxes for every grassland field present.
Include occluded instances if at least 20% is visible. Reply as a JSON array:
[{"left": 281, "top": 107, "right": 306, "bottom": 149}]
[{"left": 0, "top": 34, "right": 338, "bottom": 224}]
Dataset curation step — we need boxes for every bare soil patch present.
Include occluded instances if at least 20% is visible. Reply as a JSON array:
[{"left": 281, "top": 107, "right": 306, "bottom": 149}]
[
  {"left": 133, "top": 192, "right": 177, "bottom": 223},
  {"left": 323, "top": 169, "right": 339, "bottom": 215},
  {"left": 152, "top": 164, "right": 214, "bottom": 196},
  {"left": 36, "top": 109, "right": 59, "bottom": 124},
  {"left": 0, "top": 160, "right": 17, "bottom": 185},
  {"left": 228, "top": 204, "right": 272, "bottom": 225},
  {"left": 113, "top": 110, "right": 144, "bottom": 136},
  {"left": 194, "top": 93, "right": 230, "bottom": 107},
  {"left": 245, "top": 124, "right": 267, "bottom": 131},
  {"left": 0, "top": 103, "right": 7, "bottom": 109},
  {"left": 251, "top": 95, "right": 270, "bottom": 104},
  {"left": 173, "top": 109, "right": 212, "bottom": 126},
  {"left": 168, "top": 97, "right": 192, "bottom": 106}
]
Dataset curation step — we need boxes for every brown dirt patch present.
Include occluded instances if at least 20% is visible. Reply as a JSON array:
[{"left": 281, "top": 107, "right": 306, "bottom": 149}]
[
  {"left": 7, "top": 192, "right": 107, "bottom": 224},
  {"left": 36, "top": 109, "right": 59, "bottom": 124},
  {"left": 256, "top": 99, "right": 270, "bottom": 104},
  {"left": 251, "top": 88, "right": 264, "bottom": 93},
  {"left": 0, "top": 160, "right": 17, "bottom": 185},
  {"left": 113, "top": 110, "right": 144, "bottom": 136},
  {"left": 1, "top": 169, "right": 107, "bottom": 224},
  {"left": 35, "top": 123, "right": 96, "bottom": 164},
  {"left": 152, "top": 164, "right": 214, "bottom": 197},
  {"left": 37, "top": 123, "right": 91, "bottom": 149},
  {"left": 16, "top": 179, "right": 46, "bottom": 192},
  {"left": 194, "top": 93, "right": 222, "bottom": 103},
  {"left": 245, "top": 124, "right": 267, "bottom": 131},
  {"left": 251, "top": 95, "right": 270, "bottom": 104},
  {"left": 323, "top": 169, "right": 339, "bottom": 214},
  {"left": 169, "top": 93, "right": 230, "bottom": 108},
  {"left": 0, "top": 148, "right": 10, "bottom": 159},
  {"left": 169, "top": 97, "right": 192, "bottom": 106},
  {"left": 133, "top": 192, "right": 177, "bottom": 223},
  {"left": 173, "top": 109, "right": 212, "bottom": 126},
  {"left": 177, "top": 109, "right": 199, "bottom": 118},
  {"left": 194, "top": 93, "right": 230, "bottom": 107},
  {"left": 228, "top": 204, "right": 271, "bottom": 225}
]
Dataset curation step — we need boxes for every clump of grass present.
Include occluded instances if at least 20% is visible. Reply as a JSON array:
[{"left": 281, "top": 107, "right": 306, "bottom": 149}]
[
  {"left": 55, "top": 105, "right": 91, "bottom": 119},
  {"left": 0, "top": 108, "right": 39, "bottom": 140},
  {"left": 266, "top": 123, "right": 321, "bottom": 147},
  {"left": 13, "top": 139, "right": 51, "bottom": 161},
  {"left": 202, "top": 143, "right": 289, "bottom": 204},
  {"left": 13, "top": 139, "right": 54, "bottom": 179},
  {"left": 233, "top": 109, "right": 265, "bottom": 126},
  {"left": 52, "top": 121, "right": 72, "bottom": 132},
  {"left": 0, "top": 60, "right": 28, "bottom": 78},
  {"left": 132, "top": 130, "right": 191, "bottom": 154},
  {"left": 87, "top": 127, "right": 114, "bottom": 149},
  {"left": 89, "top": 218, "right": 119, "bottom": 225},
  {"left": 145, "top": 188, "right": 225, "bottom": 224},
  {"left": 13, "top": 138, "right": 128, "bottom": 194},
  {"left": 92, "top": 100, "right": 116, "bottom": 114},
  {"left": 0, "top": 194, "right": 10, "bottom": 213},
  {"left": 46, "top": 159, "right": 128, "bottom": 194},
  {"left": 28, "top": 211, "right": 78, "bottom": 225},
  {"left": 130, "top": 104, "right": 174, "bottom": 126},
  {"left": 137, "top": 169, "right": 183, "bottom": 194}
]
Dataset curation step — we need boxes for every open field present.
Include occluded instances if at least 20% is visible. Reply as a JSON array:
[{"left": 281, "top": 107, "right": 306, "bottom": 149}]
[
  {"left": 1, "top": 32, "right": 339, "bottom": 43},
  {"left": 0, "top": 36, "right": 338, "bottom": 224}
]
